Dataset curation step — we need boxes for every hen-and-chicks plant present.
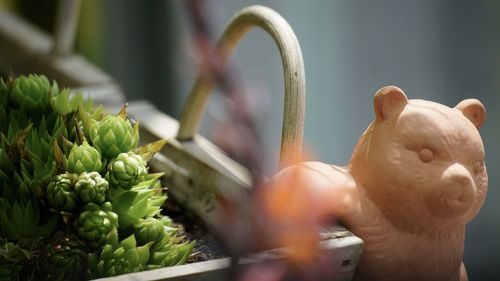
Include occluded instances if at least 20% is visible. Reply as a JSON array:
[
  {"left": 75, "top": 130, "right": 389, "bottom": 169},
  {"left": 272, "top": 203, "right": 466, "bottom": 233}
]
[{"left": 0, "top": 74, "right": 193, "bottom": 281}]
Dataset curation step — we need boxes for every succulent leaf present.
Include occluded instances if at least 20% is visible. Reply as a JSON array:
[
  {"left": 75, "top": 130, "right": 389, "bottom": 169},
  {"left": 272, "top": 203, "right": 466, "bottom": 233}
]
[
  {"left": 148, "top": 233, "right": 194, "bottom": 268},
  {"left": 133, "top": 139, "right": 167, "bottom": 162},
  {"left": 0, "top": 145, "right": 15, "bottom": 179},
  {"left": 51, "top": 88, "right": 83, "bottom": 116},
  {"left": 109, "top": 187, "right": 153, "bottom": 228},
  {"left": 0, "top": 78, "right": 8, "bottom": 105},
  {"left": 52, "top": 140, "right": 65, "bottom": 172},
  {"left": 0, "top": 198, "right": 58, "bottom": 242},
  {"left": 0, "top": 80, "right": 8, "bottom": 134}
]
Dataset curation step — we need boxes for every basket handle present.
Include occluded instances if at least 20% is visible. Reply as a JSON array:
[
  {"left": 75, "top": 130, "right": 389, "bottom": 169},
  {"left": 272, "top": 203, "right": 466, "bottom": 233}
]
[{"left": 177, "top": 5, "right": 305, "bottom": 167}]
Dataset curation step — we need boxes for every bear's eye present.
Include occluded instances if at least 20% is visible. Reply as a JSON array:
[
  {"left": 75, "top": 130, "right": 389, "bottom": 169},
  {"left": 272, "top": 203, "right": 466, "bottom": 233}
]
[{"left": 418, "top": 148, "right": 434, "bottom": 163}]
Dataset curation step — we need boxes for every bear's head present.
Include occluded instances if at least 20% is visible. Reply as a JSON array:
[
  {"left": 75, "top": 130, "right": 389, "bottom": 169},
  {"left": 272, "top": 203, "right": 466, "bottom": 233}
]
[{"left": 349, "top": 86, "right": 487, "bottom": 232}]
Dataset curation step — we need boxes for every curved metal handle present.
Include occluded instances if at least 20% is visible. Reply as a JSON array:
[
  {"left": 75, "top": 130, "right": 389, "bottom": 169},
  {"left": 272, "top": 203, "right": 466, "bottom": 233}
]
[{"left": 177, "top": 5, "right": 305, "bottom": 167}]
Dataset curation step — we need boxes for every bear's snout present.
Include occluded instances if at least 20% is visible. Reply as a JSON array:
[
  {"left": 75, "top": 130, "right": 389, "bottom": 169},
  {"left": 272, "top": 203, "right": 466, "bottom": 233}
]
[{"left": 440, "top": 163, "right": 476, "bottom": 214}]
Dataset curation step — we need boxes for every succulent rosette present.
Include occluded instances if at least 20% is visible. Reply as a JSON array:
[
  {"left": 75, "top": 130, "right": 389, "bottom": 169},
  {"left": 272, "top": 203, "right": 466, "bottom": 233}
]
[
  {"left": 74, "top": 202, "right": 118, "bottom": 245},
  {"left": 47, "top": 173, "right": 78, "bottom": 211},
  {"left": 148, "top": 233, "right": 194, "bottom": 269},
  {"left": 41, "top": 233, "right": 88, "bottom": 281},
  {"left": 9, "top": 74, "right": 51, "bottom": 110},
  {"left": 134, "top": 218, "right": 165, "bottom": 245},
  {"left": 0, "top": 198, "right": 57, "bottom": 242},
  {"left": 75, "top": 172, "right": 108, "bottom": 204},
  {"left": 106, "top": 152, "right": 147, "bottom": 188},
  {"left": 67, "top": 141, "right": 102, "bottom": 174},
  {"left": 88, "top": 234, "right": 150, "bottom": 278},
  {"left": 90, "top": 114, "right": 139, "bottom": 159}
]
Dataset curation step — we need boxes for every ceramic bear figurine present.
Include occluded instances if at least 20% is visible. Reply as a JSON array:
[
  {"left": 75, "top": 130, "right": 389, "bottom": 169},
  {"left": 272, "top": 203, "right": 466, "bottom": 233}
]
[{"left": 267, "top": 86, "right": 488, "bottom": 281}]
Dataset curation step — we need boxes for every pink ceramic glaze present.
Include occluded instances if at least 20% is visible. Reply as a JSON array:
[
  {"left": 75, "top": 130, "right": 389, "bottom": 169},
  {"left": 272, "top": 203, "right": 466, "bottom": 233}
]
[{"left": 269, "top": 86, "right": 488, "bottom": 281}]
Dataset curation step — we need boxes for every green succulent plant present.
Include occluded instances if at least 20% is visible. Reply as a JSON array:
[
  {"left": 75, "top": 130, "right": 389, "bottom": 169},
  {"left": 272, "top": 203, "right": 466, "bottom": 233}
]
[
  {"left": 88, "top": 234, "right": 150, "bottom": 278},
  {"left": 0, "top": 198, "right": 57, "bottom": 243},
  {"left": 1, "top": 74, "right": 193, "bottom": 279},
  {"left": 9, "top": 74, "right": 51, "bottom": 111},
  {"left": 0, "top": 239, "right": 21, "bottom": 281},
  {"left": 67, "top": 141, "right": 102, "bottom": 174},
  {"left": 134, "top": 218, "right": 166, "bottom": 245},
  {"left": 0, "top": 80, "right": 8, "bottom": 133},
  {"left": 106, "top": 152, "right": 147, "bottom": 188},
  {"left": 51, "top": 88, "right": 83, "bottom": 116},
  {"left": 75, "top": 172, "right": 108, "bottom": 204},
  {"left": 108, "top": 174, "right": 165, "bottom": 228},
  {"left": 90, "top": 108, "right": 139, "bottom": 159},
  {"left": 0, "top": 237, "right": 47, "bottom": 281},
  {"left": 46, "top": 173, "right": 78, "bottom": 211},
  {"left": 74, "top": 202, "right": 119, "bottom": 245},
  {"left": 41, "top": 232, "right": 88, "bottom": 281},
  {"left": 147, "top": 232, "right": 194, "bottom": 269}
]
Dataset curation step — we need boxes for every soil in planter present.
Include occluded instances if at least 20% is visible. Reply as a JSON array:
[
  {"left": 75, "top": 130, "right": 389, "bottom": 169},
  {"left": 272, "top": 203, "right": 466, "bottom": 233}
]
[
  {"left": 162, "top": 191, "right": 352, "bottom": 263},
  {"left": 162, "top": 195, "right": 227, "bottom": 263}
]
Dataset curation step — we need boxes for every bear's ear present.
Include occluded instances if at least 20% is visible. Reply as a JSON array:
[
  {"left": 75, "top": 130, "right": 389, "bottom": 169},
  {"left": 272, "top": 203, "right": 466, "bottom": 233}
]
[
  {"left": 374, "top": 86, "right": 408, "bottom": 121},
  {"left": 455, "top": 99, "right": 486, "bottom": 129}
]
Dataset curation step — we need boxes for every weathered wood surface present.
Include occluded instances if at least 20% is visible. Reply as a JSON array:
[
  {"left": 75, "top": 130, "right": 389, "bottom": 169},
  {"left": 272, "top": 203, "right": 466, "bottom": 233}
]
[{"left": 0, "top": 9, "right": 125, "bottom": 107}]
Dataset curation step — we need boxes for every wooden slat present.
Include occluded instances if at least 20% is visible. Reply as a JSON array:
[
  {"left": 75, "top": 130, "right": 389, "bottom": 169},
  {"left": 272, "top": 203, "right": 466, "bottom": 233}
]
[
  {"left": 0, "top": 9, "right": 118, "bottom": 89},
  {"left": 71, "top": 83, "right": 126, "bottom": 112}
]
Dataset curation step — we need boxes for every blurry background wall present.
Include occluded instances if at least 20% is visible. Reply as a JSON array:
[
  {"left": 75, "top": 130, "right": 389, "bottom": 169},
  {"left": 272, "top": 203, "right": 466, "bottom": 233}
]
[{"left": 3, "top": 0, "right": 499, "bottom": 279}]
